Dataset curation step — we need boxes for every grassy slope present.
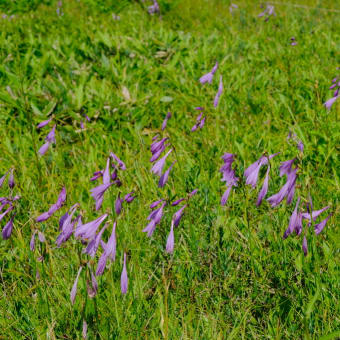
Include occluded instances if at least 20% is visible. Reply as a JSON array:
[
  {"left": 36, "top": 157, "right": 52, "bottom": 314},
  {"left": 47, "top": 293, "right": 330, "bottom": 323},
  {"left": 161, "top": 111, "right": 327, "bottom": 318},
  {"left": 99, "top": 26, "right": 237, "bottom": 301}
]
[{"left": 0, "top": 0, "right": 339, "bottom": 338}]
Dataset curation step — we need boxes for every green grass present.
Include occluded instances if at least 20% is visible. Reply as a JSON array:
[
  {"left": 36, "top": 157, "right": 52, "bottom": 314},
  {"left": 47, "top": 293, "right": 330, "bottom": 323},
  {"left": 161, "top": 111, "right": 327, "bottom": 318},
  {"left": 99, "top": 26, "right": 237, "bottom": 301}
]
[{"left": 0, "top": 0, "right": 339, "bottom": 338}]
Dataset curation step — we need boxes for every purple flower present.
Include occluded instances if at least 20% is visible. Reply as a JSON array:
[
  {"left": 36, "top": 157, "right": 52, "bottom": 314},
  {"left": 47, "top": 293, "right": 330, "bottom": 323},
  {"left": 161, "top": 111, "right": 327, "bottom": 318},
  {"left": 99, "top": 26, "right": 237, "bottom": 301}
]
[
  {"left": 151, "top": 137, "right": 168, "bottom": 155},
  {"left": 38, "top": 231, "right": 46, "bottom": 243},
  {"left": 324, "top": 96, "right": 338, "bottom": 110},
  {"left": 151, "top": 149, "right": 172, "bottom": 176},
  {"left": 56, "top": 205, "right": 79, "bottom": 246},
  {"left": 75, "top": 214, "right": 108, "bottom": 240},
  {"left": 283, "top": 197, "right": 300, "bottom": 239},
  {"left": 96, "top": 222, "right": 116, "bottom": 276},
  {"left": 70, "top": 266, "right": 83, "bottom": 305},
  {"left": 143, "top": 202, "right": 166, "bottom": 237},
  {"left": 256, "top": 165, "right": 270, "bottom": 206},
  {"left": 103, "top": 158, "right": 111, "bottom": 185},
  {"left": 110, "top": 152, "right": 126, "bottom": 170},
  {"left": 45, "top": 125, "right": 56, "bottom": 143},
  {"left": 158, "top": 161, "right": 176, "bottom": 188},
  {"left": 199, "top": 62, "right": 218, "bottom": 84},
  {"left": 244, "top": 155, "right": 268, "bottom": 188},
  {"left": 161, "top": 112, "right": 172, "bottom": 131},
  {"left": 166, "top": 221, "right": 174, "bottom": 254},
  {"left": 150, "top": 142, "right": 168, "bottom": 162},
  {"left": 8, "top": 169, "right": 14, "bottom": 189},
  {"left": 150, "top": 199, "right": 164, "bottom": 209},
  {"left": 0, "top": 206, "right": 13, "bottom": 222},
  {"left": 124, "top": 191, "right": 136, "bottom": 203},
  {"left": 82, "top": 320, "right": 88, "bottom": 339},
  {"left": 90, "top": 170, "right": 103, "bottom": 182},
  {"left": 90, "top": 182, "right": 113, "bottom": 210},
  {"left": 171, "top": 198, "right": 185, "bottom": 206},
  {"left": 121, "top": 253, "right": 128, "bottom": 294},
  {"left": 267, "top": 167, "right": 297, "bottom": 207},
  {"left": 279, "top": 158, "right": 296, "bottom": 177},
  {"left": 297, "top": 141, "right": 304, "bottom": 152},
  {"left": 302, "top": 236, "right": 308, "bottom": 256},
  {"left": 37, "top": 117, "right": 53, "bottom": 129},
  {"left": 229, "top": 3, "right": 238, "bottom": 13},
  {"left": 173, "top": 204, "right": 187, "bottom": 227},
  {"left": 83, "top": 224, "right": 107, "bottom": 257},
  {"left": 290, "top": 37, "right": 297, "bottom": 46},
  {"left": 2, "top": 214, "right": 15, "bottom": 240},
  {"left": 30, "top": 231, "right": 36, "bottom": 251},
  {"left": 115, "top": 193, "right": 123, "bottom": 215},
  {"left": 59, "top": 211, "right": 69, "bottom": 230},
  {"left": 214, "top": 75, "right": 223, "bottom": 108},
  {"left": 148, "top": 0, "right": 160, "bottom": 15},
  {"left": 0, "top": 171, "right": 8, "bottom": 188},
  {"left": 258, "top": 5, "right": 275, "bottom": 19},
  {"left": 314, "top": 214, "right": 332, "bottom": 235},
  {"left": 302, "top": 206, "right": 330, "bottom": 222},
  {"left": 220, "top": 153, "right": 239, "bottom": 206},
  {"left": 39, "top": 142, "right": 50, "bottom": 155}
]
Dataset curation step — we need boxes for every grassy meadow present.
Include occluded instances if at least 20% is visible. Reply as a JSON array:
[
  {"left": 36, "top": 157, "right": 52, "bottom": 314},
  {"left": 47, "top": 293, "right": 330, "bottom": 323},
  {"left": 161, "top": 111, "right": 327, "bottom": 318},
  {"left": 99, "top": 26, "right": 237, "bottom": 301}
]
[{"left": 0, "top": 0, "right": 339, "bottom": 339}]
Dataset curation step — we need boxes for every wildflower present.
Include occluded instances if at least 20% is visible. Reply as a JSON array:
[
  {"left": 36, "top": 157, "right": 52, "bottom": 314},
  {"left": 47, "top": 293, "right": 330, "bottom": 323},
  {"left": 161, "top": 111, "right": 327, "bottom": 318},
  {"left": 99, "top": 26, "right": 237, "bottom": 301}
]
[
  {"left": 110, "top": 152, "right": 126, "bottom": 170},
  {"left": 244, "top": 155, "right": 268, "bottom": 188},
  {"left": 30, "top": 231, "right": 36, "bottom": 251},
  {"left": 148, "top": 0, "right": 160, "bottom": 15},
  {"left": 143, "top": 201, "right": 166, "bottom": 237},
  {"left": 90, "top": 182, "right": 113, "bottom": 211},
  {"left": 82, "top": 320, "right": 88, "bottom": 340},
  {"left": 200, "top": 62, "right": 218, "bottom": 84},
  {"left": 151, "top": 149, "right": 172, "bottom": 176},
  {"left": 38, "top": 231, "right": 46, "bottom": 243},
  {"left": 283, "top": 197, "right": 300, "bottom": 239},
  {"left": 0, "top": 171, "right": 8, "bottom": 188},
  {"left": 0, "top": 206, "right": 14, "bottom": 222},
  {"left": 159, "top": 161, "right": 176, "bottom": 188},
  {"left": 302, "top": 236, "right": 308, "bottom": 256},
  {"left": 121, "top": 253, "right": 128, "bottom": 294},
  {"left": 39, "top": 142, "right": 50, "bottom": 155},
  {"left": 37, "top": 117, "right": 52, "bottom": 129},
  {"left": 214, "top": 75, "right": 223, "bottom": 107},
  {"left": 314, "top": 214, "right": 332, "bottom": 235},
  {"left": 324, "top": 96, "right": 338, "bottom": 110},
  {"left": 96, "top": 222, "right": 116, "bottom": 276},
  {"left": 46, "top": 125, "right": 56, "bottom": 143},
  {"left": 189, "top": 189, "right": 198, "bottom": 197},
  {"left": 90, "top": 170, "right": 103, "bottom": 182},
  {"left": 229, "top": 3, "right": 238, "bottom": 13},
  {"left": 290, "top": 37, "right": 297, "bottom": 46},
  {"left": 302, "top": 206, "right": 330, "bottom": 222},
  {"left": 161, "top": 112, "right": 172, "bottom": 131},
  {"left": 83, "top": 224, "right": 107, "bottom": 257},
  {"left": 256, "top": 165, "right": 270, "bottom": 206},
  {"left": 75, "top": 214, "right": 108, "bottom": 240},
  {"left": 173, "top": 204, "right": 187, "bottom": 227},
  {"left": 56, "top": 205, "right": 79, "bottom": 246},
  {"left": 88, "top": 267, "right": 98, "bottom": 297},
  {"left": 297, "top": 141, "right": 304, "bottom": 152},
  {"left": 151, "top": 137, "right": 168, "bottom": 156},
  {"left": 2, "top": 214, "right": 15, "bottom": 240},
  {"left": 220, "top": 153, "right": 239, "bottom": 206},
  {"left": 103, "top": 158, "right": 111, "bottom": 185},
  {"left": 150, "top": 199, "right": 164, "bottom": 209},
  {"left": 258, "top": 5, "right": 275, "bottom": 20},
  {"left": 8, "top": 169, "right": 14, "bottom": 189},
  {"left": 166, "top": 221, "right": 174, "bottom": 254},
  {"left": 70, "top": 266, "right": 83, "bottom": 305},
  {"left": 115, "top": 193, "right": 123, "bottom": 215},
  {"left": 172, "top": 198, "right": 185, "bottom": 206},
  {"left": 124, "top": 191, "right": 136, "bottom": 203}
]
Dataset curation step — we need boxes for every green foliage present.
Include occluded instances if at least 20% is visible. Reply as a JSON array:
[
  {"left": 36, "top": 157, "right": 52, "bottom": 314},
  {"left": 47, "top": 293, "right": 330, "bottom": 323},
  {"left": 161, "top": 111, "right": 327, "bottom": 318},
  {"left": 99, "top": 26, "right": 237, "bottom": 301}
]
[{"left": 0, "top": 0, "right": 339, "bottom": 339}]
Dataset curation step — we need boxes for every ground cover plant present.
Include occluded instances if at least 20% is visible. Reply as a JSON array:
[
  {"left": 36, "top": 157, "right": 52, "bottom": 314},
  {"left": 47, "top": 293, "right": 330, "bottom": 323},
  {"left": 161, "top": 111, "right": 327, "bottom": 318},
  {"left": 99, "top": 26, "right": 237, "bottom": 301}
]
[{"left": 0, "top": 0, "right": 339, "bottom": 338}]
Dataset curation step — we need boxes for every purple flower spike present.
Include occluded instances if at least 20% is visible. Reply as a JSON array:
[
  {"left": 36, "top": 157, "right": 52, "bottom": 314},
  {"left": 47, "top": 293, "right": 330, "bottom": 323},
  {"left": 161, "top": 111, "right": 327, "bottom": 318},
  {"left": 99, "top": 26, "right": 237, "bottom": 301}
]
[
  {"left": 159, "top": 161, "right": 176, "bottom": 188},
  {"left": 279, "top": 158, "right": 296, "bottom": 177},
  {"left": 150, "top": 199, "right": 164, "bottom": 209},
  {"left": 103, "top": 158, "right": 111, "bottom": 185},
  {"left": 302, "top": 236, "right": 308, "bottom": 256},
  {"left": 189, "top": 189, "right": 198, "bottom": 197},
  {"left": 110, "top": 152, "right": 126, "bottom": 170},
  {"left": 0, "top": 171, "right": 8, "bottom": 188},
  {"left": 221, "top": 186, "right": 232, "bottom": 206},
  {"left": 314, "top": 214, "right": 332, "bottom": 235},
  {"left": 90, "top": 182, "right": 113, "bottom": 211},
  {"left": 8, "top": 169, "right": 14, "bottom": 189},
  {"left": 166, "top": 221, "right": 175, "bottom": 254},
  {"left": 151, "top": 149, "right": 172, "bottom": 176},
  {"left": 297, "top": 141, "right": 304, "bottom": 152},
  {"left": 83, "top": 224, "right": 107, "bottom": 258},
  {"left": 199, "top": 62, "right": 218, "bottom": 84},
  {"left": 124, "top": 191, "right": 136, "bottom": 203},
  {"left": 151, "top": 137, "right": 168, "bottom": 155},
  {"left": 70, "top": 266, "right": 83, "bottom": 305},
  {"left": 0, "top": 206, "right": 14, "bottom": 222},
  {"left": 143, "top": 202, "right": 166, "bottom": 237},
  {"left": 324, "top": 96, "right": 338, "bottom": 110},
  {"left": 75, "top": 214, "right": 108, "bottom": 240},
  {"left": 91, "top": 170, "right": 103, "bottom": 182},
  {"left": 172, "top": 198, "right": 185, "bottom": 206},
  {"left": 173, "top": 204, "right": 187, "bottom": 227},
  {"left": 214, "top": 75, "right": 223, "bottom": 108},
  {"left": 244, "top": 155, "right": 268, "bottom": 188},
  {"left": 150, "top": 143, "right": 167, "bottom": 162},
  {"left": 256, "top": 165, "right": 270, "bottom": 206},
  {"left": 56, "top": 206, "right": 79, "bottom": 247},
  {"left": 30, "top": 231, "right": 36, "bottom": 251},
  {"left": 96, "top": 222, "right": 117, "bottom": 276},
  {"left": 302, "top": 206, "right": 329, "bottom": 222},
  {"left": 36, "top": 212, "right": 50, "bottom": 222},
  {"left": 37, "top": 117, "right": 53, "bottom": 129},
  {"left": 121, "top": 253, "right": 128, "bottom": 294},
  {"left": 161, "top": 112, "right": 172, "bottom": 131},
  {"left": 45, "top": 125, "right": 56, "bottom": 143},
  {"left": 2, "top": 214, "right": 15, "bottom": 240},
  {"left": 283, "top": 197, "right": 300, "bottom": 239},
  {"left": 39, "top": 142, "right": 50, "bottom": 155},
  {"left": 115, "top": 193, "right": 123, "bottom": 215}
]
